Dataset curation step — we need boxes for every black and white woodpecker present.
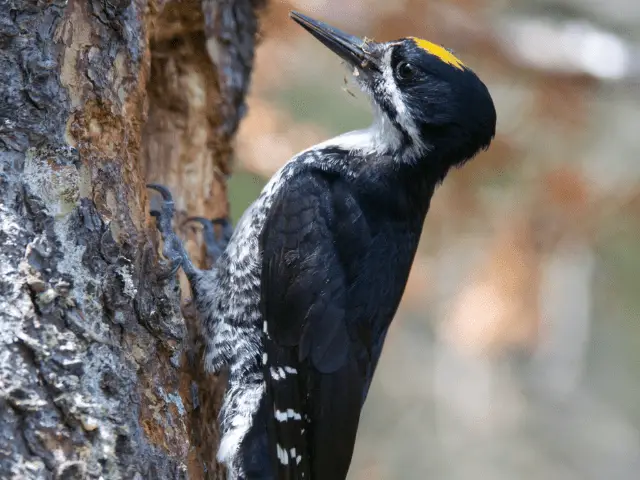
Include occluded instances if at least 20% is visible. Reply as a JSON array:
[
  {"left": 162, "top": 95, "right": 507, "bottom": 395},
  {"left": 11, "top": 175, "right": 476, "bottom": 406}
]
[{"left": 148, "top": 10, "right": 496, "bottom": 480}]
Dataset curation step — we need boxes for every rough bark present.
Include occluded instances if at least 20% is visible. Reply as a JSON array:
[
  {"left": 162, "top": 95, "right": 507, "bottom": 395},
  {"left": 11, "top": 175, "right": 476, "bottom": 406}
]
[{"left": 0, "top": 0, "right": 264, "bottom": 478}]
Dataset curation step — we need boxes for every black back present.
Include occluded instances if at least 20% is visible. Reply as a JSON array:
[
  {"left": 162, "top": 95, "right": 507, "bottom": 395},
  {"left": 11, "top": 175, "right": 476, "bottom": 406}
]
[{"left": 253, "top": 149, "right": 436, "bottom": 479}]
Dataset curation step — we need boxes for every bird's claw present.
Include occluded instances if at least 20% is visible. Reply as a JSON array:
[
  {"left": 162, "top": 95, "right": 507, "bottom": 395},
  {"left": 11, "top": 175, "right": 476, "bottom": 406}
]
[
  {"left": 157, "top": 258, "right": 183, "bottom": 281},
  {"left": 183, "top": 216, "right": 233, "bottom": 267},
  {"left": 147, "top": 183, "right": 196, "bottom": 279},
  {"left": 212, "top": 217, "right": 234, "bottom": 246}
]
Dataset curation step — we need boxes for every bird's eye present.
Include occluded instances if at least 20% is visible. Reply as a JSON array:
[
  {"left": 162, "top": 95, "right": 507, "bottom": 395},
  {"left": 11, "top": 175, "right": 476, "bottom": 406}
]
[{"left": 395, "top": 61, "right": 417, "bottom": 80}]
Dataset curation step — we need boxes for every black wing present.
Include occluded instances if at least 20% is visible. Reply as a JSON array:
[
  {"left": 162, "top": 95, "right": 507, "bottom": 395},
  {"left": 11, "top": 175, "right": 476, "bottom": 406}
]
[{"left": 260, "top": 170, "right": 368, "bottom": 480}]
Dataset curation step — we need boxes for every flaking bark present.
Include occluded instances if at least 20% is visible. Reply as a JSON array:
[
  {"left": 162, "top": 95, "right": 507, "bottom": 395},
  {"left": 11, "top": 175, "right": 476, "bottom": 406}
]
[{"left": 0, "top": 0, "right": 265, "bottom": 478}]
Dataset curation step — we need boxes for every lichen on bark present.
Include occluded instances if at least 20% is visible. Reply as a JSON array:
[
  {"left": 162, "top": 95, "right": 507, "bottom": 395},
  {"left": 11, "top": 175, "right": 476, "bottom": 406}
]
[{"left": 0, "top": 0, "right": 265, "bottom": 477}]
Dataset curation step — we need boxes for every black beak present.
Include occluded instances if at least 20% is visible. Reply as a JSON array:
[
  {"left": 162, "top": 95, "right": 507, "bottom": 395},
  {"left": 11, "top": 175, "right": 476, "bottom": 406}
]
[{"left": 290, "top": 11, "right": 376, "bottom": 69}]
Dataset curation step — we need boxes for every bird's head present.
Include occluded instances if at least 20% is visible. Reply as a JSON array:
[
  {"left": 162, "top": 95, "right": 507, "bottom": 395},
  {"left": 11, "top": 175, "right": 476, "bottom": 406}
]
[{"left": 290, "top": 11, "right": 496, "bottom": 172}]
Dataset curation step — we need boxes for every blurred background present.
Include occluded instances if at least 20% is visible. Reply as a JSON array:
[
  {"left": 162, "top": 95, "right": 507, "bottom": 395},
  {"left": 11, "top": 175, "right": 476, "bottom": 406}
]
[{"left": 229, "top": 0, "right": 640, "bottom": 478}]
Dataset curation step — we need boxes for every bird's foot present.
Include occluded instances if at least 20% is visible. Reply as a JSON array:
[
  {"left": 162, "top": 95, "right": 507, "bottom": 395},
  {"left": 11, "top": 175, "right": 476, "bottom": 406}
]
[
  {"left": 183, "top": 216, "right": 233, "bottom": 268},
  {"left": 147, "top": 183, "right": 197, "bottom": 280}
]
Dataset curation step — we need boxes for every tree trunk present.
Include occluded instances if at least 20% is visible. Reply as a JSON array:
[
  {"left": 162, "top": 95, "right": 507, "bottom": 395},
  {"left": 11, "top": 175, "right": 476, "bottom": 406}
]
[{"left": 0, "top": 0, "right": 264, "bottom": 478}]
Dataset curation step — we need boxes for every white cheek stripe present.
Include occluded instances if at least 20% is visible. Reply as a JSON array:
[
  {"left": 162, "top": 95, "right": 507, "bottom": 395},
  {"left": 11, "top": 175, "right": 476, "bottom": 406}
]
[{"left": 380, "top": 49, "right": 425, "bottom": 154}]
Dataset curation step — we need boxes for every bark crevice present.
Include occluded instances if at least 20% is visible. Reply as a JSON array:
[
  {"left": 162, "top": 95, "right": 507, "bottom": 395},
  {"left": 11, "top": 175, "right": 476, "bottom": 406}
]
[{"left": 1, "top": 0, "right": 265, "bottom": 477}]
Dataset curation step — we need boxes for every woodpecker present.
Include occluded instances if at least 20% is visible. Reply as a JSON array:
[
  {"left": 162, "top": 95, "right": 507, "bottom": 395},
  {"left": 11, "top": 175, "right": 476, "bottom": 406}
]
[{"left": 148, "top": 10, "right": 496, "bottom": 480}]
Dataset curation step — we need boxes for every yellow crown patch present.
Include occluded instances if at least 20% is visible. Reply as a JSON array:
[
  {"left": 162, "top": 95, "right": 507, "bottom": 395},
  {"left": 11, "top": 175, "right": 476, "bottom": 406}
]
[{"left": 411, "top": 37, "right": 464, "bottom": 70}]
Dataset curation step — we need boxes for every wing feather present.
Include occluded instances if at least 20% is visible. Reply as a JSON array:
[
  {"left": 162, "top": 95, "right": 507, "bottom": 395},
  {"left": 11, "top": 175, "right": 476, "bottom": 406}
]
[{"left": 260, "top": 171, "right": 364, "bottom": 479}]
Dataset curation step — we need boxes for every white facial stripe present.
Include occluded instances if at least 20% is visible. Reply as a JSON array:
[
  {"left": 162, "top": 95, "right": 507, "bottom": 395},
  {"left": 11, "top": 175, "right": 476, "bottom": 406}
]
[
  {"left": 380, "top": 48, "right": 425, "bottom": 154},
  {"left": 381, "top": 49, "right": 408, "bottom": 123}
]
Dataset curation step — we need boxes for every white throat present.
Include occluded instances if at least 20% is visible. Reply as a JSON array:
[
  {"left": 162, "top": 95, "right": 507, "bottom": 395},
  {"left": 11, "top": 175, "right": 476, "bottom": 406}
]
[{"left": 307, "top": 102, "right": 404, "bottom": 157}]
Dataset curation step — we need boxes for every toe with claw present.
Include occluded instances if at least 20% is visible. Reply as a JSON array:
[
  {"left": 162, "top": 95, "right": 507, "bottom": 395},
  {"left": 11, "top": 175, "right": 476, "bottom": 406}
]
[
  {"left": 212, "top": 217, "right": 234, "bottom": 248},
  {"left": 147, "top": 183, "right": 197, "bottom": 279},
  {"left": 183, "top": 216, "right": 233, "bottom": 268}
]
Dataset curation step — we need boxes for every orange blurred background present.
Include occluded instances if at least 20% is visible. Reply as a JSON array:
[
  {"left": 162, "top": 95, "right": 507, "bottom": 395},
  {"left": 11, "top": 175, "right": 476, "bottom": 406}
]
[{"left": 227, "top": 1, "right": 640, "bottom": 478}]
